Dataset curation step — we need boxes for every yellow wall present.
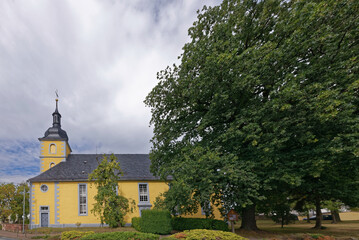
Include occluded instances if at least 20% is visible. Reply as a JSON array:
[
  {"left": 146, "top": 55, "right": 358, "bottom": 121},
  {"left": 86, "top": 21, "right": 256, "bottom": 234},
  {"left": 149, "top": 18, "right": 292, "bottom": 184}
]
[
  {"left": 40, "top": 141, "right": 71, "bottom": 172},
  {"left": 339, "top": 211, "right": 359, "bottom": 220},
  {"left": 31, "top": 180, "right": 223, "bottom": 227},
  {"left": 59, "top": 182, "right": 100, "bottom": 224},
  {"left": 32, "top": 182, "right": 56, "bottom": 225}
]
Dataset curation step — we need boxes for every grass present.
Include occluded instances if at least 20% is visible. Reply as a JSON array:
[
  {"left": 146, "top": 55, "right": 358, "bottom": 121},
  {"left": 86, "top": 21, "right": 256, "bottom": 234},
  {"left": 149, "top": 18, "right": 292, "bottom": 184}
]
[
  {"left": 236, "top": 220, "right": 359, "bottom": 239},
  {"left": 26, "top": 220, "right": 359, "bottom": 239}
]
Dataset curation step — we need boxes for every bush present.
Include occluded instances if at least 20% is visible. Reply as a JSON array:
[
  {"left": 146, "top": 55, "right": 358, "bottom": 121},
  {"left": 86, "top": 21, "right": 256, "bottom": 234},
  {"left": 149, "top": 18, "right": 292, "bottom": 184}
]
[
  {"left": 163, "top": 229, "right": 247, "bottom": 240},
  {"left": 61, "top": 231, "right": 94, "bottom": 240},
  {"left": 304, "top": 234, "right": 335, "bottom": 240},
  {"left": 80, "top": 231, "right": 159, "bottom": 240},
  {"left": 132, "top": 217, "right": 141, "bottom": 231},
  {"left": 171, "top": 217, "right": 228, "bottom": 231},
  {"left": 139, "top": 209, "right": 172, "bottom": 235}
]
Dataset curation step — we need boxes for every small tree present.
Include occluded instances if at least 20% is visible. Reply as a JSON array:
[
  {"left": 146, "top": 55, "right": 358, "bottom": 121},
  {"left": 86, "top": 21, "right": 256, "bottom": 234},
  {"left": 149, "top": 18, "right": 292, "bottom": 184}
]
[
  {"left": 0, "top": 183, "right": 15, "bottom": 223},
  {"left": 10, "top": 183, "right": 29, "bottom": 224},
  {"left": 89, "top": 154, "right": 132, "bottom": 228}
]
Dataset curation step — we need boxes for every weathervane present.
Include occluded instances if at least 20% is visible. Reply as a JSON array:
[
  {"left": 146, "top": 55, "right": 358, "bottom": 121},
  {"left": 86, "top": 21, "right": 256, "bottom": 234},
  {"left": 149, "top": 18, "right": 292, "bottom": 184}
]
[{"left": 55, "top": 89, "right": 59, "bottom": 100}]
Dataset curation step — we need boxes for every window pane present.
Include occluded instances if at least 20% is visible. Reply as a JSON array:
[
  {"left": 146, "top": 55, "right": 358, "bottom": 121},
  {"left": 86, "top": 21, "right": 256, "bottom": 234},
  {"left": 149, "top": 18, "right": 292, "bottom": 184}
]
[
  {"left": 79, "top": 184, "right": 87, "bottom": 215},
  {"left": 139, "top": 184, "right": 149, "bottom": 202}
]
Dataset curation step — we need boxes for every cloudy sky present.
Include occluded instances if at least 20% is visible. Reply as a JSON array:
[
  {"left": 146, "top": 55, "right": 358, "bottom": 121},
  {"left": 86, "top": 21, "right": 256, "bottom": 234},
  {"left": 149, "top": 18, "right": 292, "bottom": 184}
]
[{"left": 0, "top": 0, "right": 219, "bottom": 183}]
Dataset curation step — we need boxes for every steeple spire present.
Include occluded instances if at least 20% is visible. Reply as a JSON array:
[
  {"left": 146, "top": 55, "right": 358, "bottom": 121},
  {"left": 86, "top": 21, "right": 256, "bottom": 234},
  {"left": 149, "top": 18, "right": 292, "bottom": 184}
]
[
  {"left": 53, "top": 98, "right": 61, "bottom": 127},
  {"left": 39, "top": 93, "right": 69, "bottom": 141}
]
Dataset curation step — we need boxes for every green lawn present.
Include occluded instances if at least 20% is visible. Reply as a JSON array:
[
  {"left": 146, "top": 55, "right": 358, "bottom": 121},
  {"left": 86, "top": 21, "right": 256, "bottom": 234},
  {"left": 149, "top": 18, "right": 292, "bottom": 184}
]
[
  {"left": 236, "top": 220, "right": 359, "bottom": 239},
  {"left": 26, "top": 220, "right": 359, "bottom": 239}
]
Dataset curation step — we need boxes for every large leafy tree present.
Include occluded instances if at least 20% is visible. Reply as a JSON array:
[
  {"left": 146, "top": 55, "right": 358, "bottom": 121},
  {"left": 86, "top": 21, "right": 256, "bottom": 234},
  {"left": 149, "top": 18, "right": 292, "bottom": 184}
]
[
  {"left": 259, "top": 0, "right": 359, "bottom": 228},
  {"left": 89, "top": 154, "right": 132, "bottom": 228},
  {"left": 145, "top": 0, "right": 359, "bottom": 230}
]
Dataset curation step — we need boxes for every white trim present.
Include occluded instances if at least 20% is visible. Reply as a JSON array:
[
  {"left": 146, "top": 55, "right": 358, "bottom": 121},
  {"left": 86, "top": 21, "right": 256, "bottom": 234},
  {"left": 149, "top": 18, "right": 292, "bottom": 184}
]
[{"left": 138, "top": 183, "right": 150, "bottom": 203}]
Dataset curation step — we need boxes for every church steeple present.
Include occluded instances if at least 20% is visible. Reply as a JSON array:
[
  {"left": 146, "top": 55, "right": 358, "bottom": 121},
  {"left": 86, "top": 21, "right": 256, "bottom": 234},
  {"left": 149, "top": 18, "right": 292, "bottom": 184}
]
[
  {"left": 52, "top": 99, "right": 61, "bottom": 128},
  {"left": 38, "top": 95, "right": 72, "bottom": 173},
  {"left": 39, "top": 98, "right": 69, "bottom": 141}
]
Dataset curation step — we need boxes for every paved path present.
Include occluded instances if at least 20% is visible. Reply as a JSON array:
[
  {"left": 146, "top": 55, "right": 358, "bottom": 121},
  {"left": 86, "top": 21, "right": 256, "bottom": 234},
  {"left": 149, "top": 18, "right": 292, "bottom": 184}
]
[
  {"left": 0, "top": 230, "right": 31, "bottom": 240},
  {"left": 0, "top": 237, "right": 18, "bottom": 240}
]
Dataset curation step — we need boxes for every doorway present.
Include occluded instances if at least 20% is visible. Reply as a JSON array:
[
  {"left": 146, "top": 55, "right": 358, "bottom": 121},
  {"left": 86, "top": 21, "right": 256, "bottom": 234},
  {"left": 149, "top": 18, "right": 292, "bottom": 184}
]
[{"left": 40, "top": 206, "right": 49, "bottom": 227}]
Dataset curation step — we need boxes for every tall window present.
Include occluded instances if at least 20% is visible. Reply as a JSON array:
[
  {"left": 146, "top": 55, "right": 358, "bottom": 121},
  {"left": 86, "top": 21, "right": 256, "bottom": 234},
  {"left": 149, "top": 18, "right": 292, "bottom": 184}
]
[
  {"left": 79, "top": 184, "right": 87, "bottom": 215},
  {"left": 139, "top": 184, "right": 149, "bottom": 202}
]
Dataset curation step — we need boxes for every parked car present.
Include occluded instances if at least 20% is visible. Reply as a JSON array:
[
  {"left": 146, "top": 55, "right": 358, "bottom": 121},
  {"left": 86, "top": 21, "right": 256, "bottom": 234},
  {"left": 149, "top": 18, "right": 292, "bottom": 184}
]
[{"left": 303, "top": 215, "right": 332, "bottom": 220}]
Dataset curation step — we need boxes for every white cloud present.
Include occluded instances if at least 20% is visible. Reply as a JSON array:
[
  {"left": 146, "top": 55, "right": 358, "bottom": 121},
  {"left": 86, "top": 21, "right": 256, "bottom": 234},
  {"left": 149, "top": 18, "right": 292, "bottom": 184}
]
[{"left": 0, "top": 0, "right": 219, "bottom": 183}]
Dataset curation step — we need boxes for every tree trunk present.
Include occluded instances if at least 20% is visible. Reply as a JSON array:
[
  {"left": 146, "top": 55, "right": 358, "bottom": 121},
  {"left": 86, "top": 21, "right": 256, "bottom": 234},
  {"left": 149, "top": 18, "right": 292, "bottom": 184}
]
[
  {"left": 240, "top": 204, "right": 258, "bottom": 231},
  {"left": 306, "top": 211, "right": 311, "bottom": 223},
  {"left": 331, "top": 210, "right": 341, "bottom": 223},
  {"left": 313, "top": 197, "right": 322, "bottom": 229}
]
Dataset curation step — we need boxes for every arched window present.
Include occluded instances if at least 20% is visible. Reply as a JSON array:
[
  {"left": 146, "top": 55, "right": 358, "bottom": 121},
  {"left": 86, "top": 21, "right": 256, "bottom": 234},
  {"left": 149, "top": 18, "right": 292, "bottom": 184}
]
[
  {"left": 49, "top": 144, "right": 56, "bottom": 154},
  {"left": 49, "top": 162, "right": 55, "bottom": 168}
]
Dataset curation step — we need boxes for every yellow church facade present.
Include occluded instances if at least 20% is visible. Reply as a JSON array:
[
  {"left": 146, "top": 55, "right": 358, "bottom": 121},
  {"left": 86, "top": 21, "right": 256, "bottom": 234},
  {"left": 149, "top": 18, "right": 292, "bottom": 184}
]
[{"left": 28, "top": 100, "right": 221, "bottom": 228}]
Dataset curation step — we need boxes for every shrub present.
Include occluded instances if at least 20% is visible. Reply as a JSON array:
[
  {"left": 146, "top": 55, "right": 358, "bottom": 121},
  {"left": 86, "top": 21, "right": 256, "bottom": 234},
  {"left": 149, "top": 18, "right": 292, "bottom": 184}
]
[
  {"left": 139, "top": 209, "right": 172, "bottom": 235},
  {"left": 171, "top": 217, "right": 229, "bottom": 231},
  {"left": 164, "top": 229, "right": 247, "bottom": 240},
  {"left": 80, "top": 231, "right": 159, "bottom": 240},
  {"left": 304, "top": 234, "right": 335, "bottom": 240},
  {"left": 132, "top": 217, "right": 141, "bottom": 231},
  {"left": 61, "top": 231, "right": 94, "bottom": 240}
]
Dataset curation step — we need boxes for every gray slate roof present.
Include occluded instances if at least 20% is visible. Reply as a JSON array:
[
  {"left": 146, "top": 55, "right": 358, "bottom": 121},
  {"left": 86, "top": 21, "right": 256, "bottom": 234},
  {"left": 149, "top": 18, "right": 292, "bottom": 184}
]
[
  {"left": 29, "top": 154, "right": 170, "bottom": 182},
  {"left": 38, "top": 126, "right": 69, "bottom": 141}
]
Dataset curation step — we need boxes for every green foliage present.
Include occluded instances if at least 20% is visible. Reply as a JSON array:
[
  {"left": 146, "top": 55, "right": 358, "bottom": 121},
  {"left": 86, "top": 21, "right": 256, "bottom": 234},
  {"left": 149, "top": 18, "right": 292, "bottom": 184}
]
[
  {"left": 0, "top": 182, "right": 29, "bottom": 224},
  {"left": 171, "top": 217, "right": 228, "bottom": 231},
  {"left": 131, "top": 217, "right": 141, "bottom": 231},
  {"left": 145, "top": 0, "right": 359, "bottom": 230},
  {"left": 79, "top": 231, "right": 159, "bottom": 240},
  {"left": 164, "top": 229, "right": 247, "bottom": 240},
  {"left": 211, "top": 219, "right": 230, "bottom": 231},
  {"left": 139, "top": 209, "right": 172, "bottom": 235},
  {"left": 88, "top": 154, "right": 132, "bottom": 228},
  {"left": 61, "top": 231, "right": 94, "bottom": 240}
]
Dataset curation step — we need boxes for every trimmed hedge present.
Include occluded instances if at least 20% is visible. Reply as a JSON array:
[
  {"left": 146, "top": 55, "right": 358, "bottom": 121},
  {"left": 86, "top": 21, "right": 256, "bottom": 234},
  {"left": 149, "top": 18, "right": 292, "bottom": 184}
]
[
  {"left": 80, "top": 231, "right": 159, "bottom": 240},
  {"left": 61, "top": 231, "right": 94, "bottom": 240},
  {"left": 163, "top": 229, "right": 247, "bottom": 240},
  {"left": 139, "top": 209, "right": 172, "bottom": 235},
  {"left": 132, "top": 217, "right": 141, "bottom": 231},
  {"left": 171, "top": 217, "right": 229, "bottom": 231}
]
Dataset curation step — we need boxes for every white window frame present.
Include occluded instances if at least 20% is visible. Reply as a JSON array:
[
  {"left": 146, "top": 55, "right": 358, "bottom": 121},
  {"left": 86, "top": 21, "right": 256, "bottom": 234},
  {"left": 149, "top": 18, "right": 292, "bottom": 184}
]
[
  {"left": 138, "top": 183, "right": 149, "bottom": 203},
  {"left": 78, "top": 183, "right": 88, "bottom": 216}
]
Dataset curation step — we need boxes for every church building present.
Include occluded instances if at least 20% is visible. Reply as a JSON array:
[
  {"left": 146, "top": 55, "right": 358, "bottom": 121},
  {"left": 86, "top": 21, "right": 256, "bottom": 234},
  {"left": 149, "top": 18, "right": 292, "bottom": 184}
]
[{"left": 28, "top": 99, "right": 220, "bottom": 228}]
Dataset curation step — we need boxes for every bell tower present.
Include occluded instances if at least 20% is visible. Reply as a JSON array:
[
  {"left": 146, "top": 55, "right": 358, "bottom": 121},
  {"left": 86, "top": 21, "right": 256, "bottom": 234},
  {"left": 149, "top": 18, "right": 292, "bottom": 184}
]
[{"left": 39, "top": 97, "right": 72, "bottom": 172}]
